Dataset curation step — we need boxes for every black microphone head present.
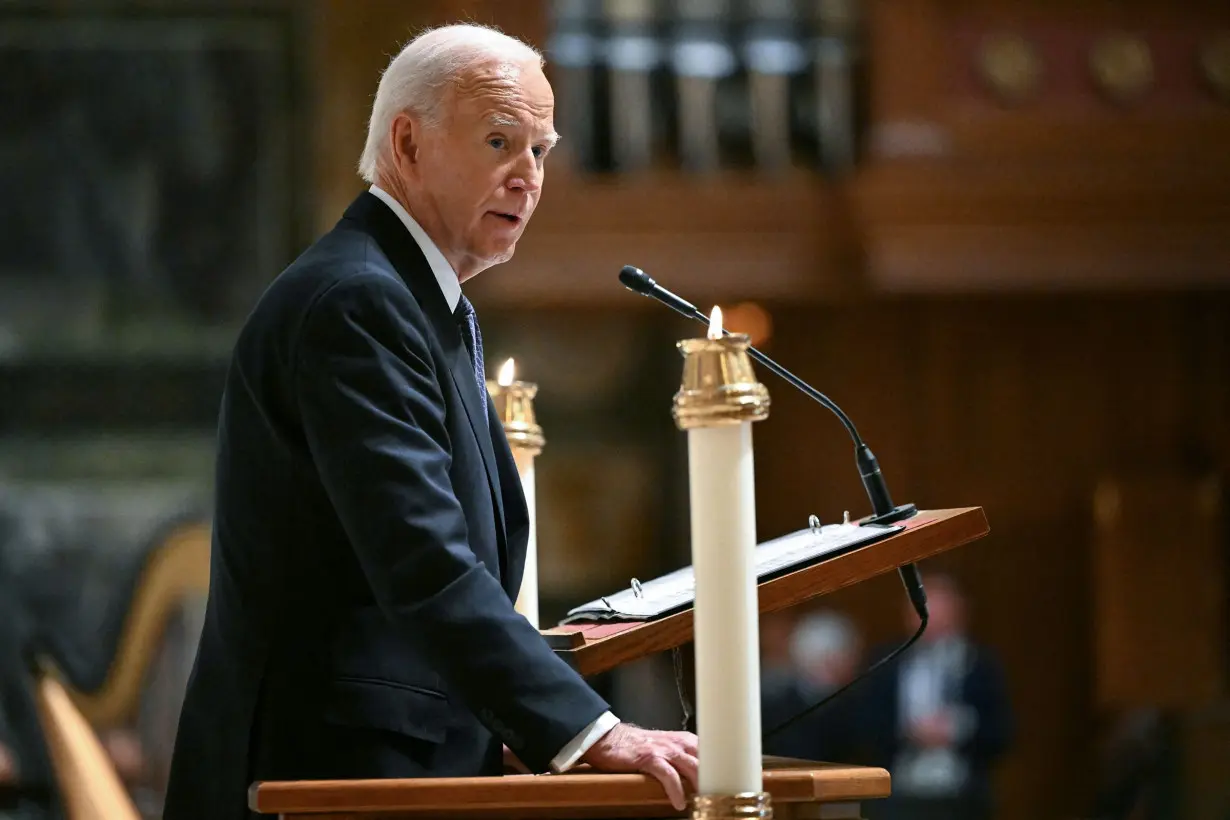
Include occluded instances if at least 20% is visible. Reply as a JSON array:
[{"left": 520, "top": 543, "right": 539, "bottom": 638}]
[{"left": 619, "top": 265, "right": 655, "bottom": 295}]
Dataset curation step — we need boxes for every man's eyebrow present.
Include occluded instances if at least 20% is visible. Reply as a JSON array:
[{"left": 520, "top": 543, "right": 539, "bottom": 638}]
[
  {"left": 486, "top": 114, "right": 561, "bottom": 147},
  {"left": 487, "top": 113, "right": 519, "bottom": 128}
]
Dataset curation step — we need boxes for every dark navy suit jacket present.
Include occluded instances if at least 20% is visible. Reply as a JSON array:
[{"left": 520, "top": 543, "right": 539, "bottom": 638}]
[{"left": 163, "top": 192, "right": 609, "bottom": 820}]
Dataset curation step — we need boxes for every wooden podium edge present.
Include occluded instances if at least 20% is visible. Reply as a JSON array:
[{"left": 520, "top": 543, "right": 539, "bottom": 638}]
[
  {"left": 543, "top": 507, "right": 990, "bottom": 677},
  {"left": 249, "top": 758, "right": 892, "bottom": 816}
]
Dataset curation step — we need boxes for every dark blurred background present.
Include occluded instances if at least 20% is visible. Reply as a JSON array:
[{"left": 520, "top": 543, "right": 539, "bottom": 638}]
[{"left": 0, "top": 1, "right": 1226, "bottom": 819}]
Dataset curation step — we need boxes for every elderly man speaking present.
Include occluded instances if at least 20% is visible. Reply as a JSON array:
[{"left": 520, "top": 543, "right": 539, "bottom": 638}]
[{"left": 163, "top": 24, "right": 699, "bottom": 820}]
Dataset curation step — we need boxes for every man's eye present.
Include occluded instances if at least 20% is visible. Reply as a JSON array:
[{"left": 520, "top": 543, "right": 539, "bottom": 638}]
[
  {"left": 488, "top": 138, "right": 506, "bottom": 150},
  {"left": 532, "top": 145, "right": 546, "bottom": 158}
]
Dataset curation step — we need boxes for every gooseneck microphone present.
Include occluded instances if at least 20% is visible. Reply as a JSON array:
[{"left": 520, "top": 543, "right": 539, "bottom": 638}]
[
  {"left": 620, "top": 267, "right": 920, "bottom": 543},
  {"left": 620, "top": 264, "right": 929, "bottom": 739}
]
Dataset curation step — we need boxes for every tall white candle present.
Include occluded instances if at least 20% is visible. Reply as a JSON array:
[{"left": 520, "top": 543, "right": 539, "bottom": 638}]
[
  {"left": 512, "top": 449, "right": 540, "bottom": 628},
  {"left": 491, "top": 358, "right": 545, "bottom": 630},
  {"left": 673, "top": 306, "right": 770, "bottom": 800},
  {"left": 689, "top": 422, "right": 762, "bottom": 794}
]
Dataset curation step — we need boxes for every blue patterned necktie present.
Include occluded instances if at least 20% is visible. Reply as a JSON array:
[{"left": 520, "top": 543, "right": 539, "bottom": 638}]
[{"left": 455, "top": 294, "right": 487, "bottom": 417}]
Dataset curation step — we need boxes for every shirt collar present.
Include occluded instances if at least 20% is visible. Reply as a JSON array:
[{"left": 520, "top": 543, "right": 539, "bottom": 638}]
[{"left": 368, "top": 184, "right": 462, "bottom": 312}]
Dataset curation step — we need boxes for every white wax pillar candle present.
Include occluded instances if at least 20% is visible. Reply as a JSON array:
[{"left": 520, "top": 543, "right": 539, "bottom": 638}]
[
  {"left": 512, "top": 450, "right": 539, "bottom": 628},
  {"left": 492, "top": 358, "right": 546, "bottom": 631},
  {"left": 689, "top": 422, "right": 763, "bottom": 795}
]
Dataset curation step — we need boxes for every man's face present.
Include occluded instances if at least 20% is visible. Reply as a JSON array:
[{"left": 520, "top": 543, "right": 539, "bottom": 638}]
[{"left": 407, "top": 59, "right": 557, "bottom": 280}]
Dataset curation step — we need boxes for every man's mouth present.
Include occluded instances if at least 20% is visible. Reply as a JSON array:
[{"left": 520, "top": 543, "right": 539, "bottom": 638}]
[{"left": 489, "top": 211, "right": 522, "bottom": 225}]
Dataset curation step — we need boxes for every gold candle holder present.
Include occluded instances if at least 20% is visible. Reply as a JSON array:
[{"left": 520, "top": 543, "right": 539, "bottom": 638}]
[
  {"left": 487, "top": 360, "right": 545, "bottom": 456},
  {"left": 673, "top": 332, "right": 770, "bottom": 430},
  {"left": 691, "top": 792, "right": 773, "bottom": 820}
]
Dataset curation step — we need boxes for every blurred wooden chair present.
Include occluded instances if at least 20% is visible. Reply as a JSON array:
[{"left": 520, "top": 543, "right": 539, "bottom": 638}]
[
  {"left": 54, "top": 520, "right": 211, "bottom": 729},
  {"left": 32, "top": 670, "right": 140, "bottom": 820},
  {"left": 33, "top": 518, "right": 211, "bottom": 818}
]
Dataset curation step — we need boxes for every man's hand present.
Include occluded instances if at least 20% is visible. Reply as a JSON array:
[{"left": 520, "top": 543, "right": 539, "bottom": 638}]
[
  {"left": 580, "top": 723, "right": 698, "bottom": 811},
  {"left": 503, "top": 744, "right": 531, "bottom": 775}
]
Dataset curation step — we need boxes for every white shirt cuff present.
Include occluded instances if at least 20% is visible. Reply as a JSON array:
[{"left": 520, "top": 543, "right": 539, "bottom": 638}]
[{"left": 549, "top": 711, "right": 620, "bottom": 773}]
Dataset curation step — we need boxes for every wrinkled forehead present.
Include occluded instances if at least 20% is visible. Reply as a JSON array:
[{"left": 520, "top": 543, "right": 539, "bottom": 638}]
[{"left": 447, "top": 59, "right": 555, "bottom": 130}]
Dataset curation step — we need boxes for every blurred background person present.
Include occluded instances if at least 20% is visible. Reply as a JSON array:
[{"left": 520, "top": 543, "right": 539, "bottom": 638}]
[
  {"left": 859, "top": 574, "right": 1013, "bottom": 820},
  {"left": 762, "top": 609, "right": 863, "bottom": 763},
  {"left": 759, "top": 610, "right": 799, "bottom": 702}
]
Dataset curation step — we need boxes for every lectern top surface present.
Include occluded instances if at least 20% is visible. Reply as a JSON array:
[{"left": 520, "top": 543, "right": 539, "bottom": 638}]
[
  {"left": 543, "top": 507, "right": 991, "bottom": 677},
  {"left": 563, "top": 521, "right": 902, "bottom": 623}
]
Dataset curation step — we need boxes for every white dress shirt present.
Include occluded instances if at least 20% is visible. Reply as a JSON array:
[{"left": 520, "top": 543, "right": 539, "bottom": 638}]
[{"left": 368, "top": 185, "right": 620, "bottom": 772}]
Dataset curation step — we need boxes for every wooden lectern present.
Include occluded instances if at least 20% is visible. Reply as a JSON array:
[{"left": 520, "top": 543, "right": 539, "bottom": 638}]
[{"left": 251, "top": 507, "right": 988, "bottom": 819}]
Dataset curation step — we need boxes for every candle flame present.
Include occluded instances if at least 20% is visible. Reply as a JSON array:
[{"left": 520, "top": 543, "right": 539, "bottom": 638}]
[
  {"left": 497, "top": 358, "right": 516, "bottom": 387},
  {"left": 707, "top": 306, "right": 724, "bottom": 340}
]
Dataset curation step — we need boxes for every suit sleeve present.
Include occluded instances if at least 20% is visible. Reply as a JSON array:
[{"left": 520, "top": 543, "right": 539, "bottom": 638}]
[{"left": 294, "top": 273, "right": 609, "bottom": 772}]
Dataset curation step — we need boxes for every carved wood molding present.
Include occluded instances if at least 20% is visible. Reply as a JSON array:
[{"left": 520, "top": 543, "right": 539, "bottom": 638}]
[
  {"left": 853, "top": 161, "right": 1230, "bottom": 292},
  {"left": 467, "top": 172, "right": 863, "bottom": 306}
]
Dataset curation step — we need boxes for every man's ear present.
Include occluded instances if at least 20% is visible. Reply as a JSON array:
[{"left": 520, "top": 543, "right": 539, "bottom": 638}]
[{"left": 389, "top": 112, "right": 419, "bottom": 174}]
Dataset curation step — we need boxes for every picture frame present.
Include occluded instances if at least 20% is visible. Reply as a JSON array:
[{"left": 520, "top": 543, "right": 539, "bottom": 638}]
[{"left": 0, "top": 3, "right": 309, "bottom": 360}]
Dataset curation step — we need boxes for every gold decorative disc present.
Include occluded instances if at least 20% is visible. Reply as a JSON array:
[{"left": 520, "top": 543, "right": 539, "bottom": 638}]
[
  {"left": 1089, "top": 32, "right": 1154, "bottom": 103},
  {"left": 1199, "top": 32, "right": 1230, "bottom": 103},
  {"left": 977, "top": 32, "right": 1043, "bottom": 103}
]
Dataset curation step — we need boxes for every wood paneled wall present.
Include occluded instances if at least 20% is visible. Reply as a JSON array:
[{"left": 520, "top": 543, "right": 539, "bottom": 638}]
[
  {"left": 753, "top": 294, "right": 1228, "bottom": 818},
  {"left": 859, "top": 0, "right": 1230, "bottom": 292},
  {"left": 1094, "top": 473, "right": 1225, "bottom": 710}
]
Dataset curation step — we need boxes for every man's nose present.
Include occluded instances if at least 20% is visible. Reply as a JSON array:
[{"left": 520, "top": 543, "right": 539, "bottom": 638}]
[{"left": 506, "top": 152, "right": 542, "bottom": 193}]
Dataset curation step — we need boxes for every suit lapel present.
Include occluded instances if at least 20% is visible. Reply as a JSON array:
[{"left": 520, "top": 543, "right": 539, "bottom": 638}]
[{"left": 342, "top": 192, "right": 508, "bottom": 572}]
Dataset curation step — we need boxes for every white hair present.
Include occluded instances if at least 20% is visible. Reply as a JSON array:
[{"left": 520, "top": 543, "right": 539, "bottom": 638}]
[
  {"left": 789, "top": 611, "right": 858, "bottom": 667},
  {"left": 357, "top": 24, "right": 544, "bottom": 183}
]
